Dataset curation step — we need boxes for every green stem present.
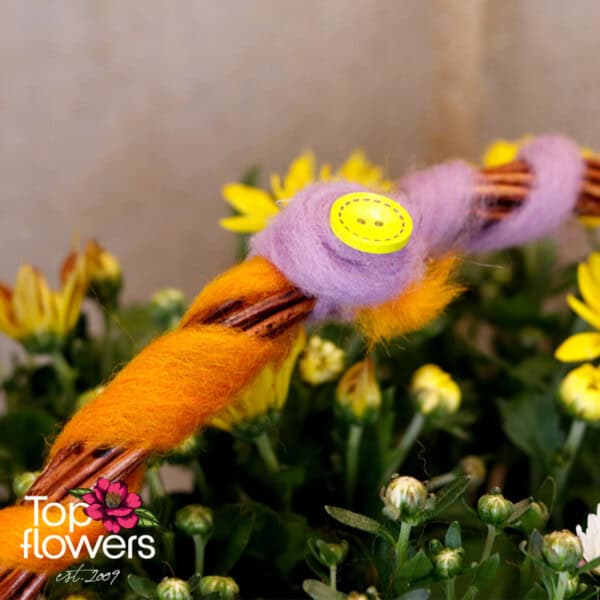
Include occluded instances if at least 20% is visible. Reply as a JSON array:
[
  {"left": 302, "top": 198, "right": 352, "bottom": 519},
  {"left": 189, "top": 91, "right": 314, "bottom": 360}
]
[
  {"left": 254, "top": 432, "right": 280, "bottom": 473},
  {"left": 162, "top": 530, "right": 175, "bottom": 569},
  {"left": 345, "top": 424, "right": 363, "bottom": 504},
  {"left": 384, "top": 412, "right": 425, "bottom": 482},
  {"left": 446, "top": 577, "right": 456, "bottom": 600},
  {"left": 427, "top": 471, "right": 457, "bottom": 491},
  {"left": 395, "top": 521, "right": 412, "bottom": 570},
  {"left": 555, "top": 419, "right": 587, "bottom": 495},
  {"left": 481, "top": 524, "right": 497, "bottom": 562},
  {"left": 329, "top": 565, "right": 337, "bottom": 591},
  {"left": 193, "top": 535, "right": 206, "bottom": 576},
  {"left": 51, "top": 351, "right": 77, "bottom": 416},
  {"left": 145, "top": 466, "right": 166, "bottom": 501},
  {"left": 554, "top": 571, "right": 568, "bottom": 600}
]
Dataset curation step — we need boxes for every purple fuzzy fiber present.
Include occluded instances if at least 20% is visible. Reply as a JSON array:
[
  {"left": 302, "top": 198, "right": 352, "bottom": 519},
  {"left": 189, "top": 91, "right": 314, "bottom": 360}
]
[
  {"left": 250, "top": 162, "right": 476, "bottom": 318},
  {"left": 250, "top": 134, "right": 583, "bottom": 318},
  {"left": 468, "top": 135, "right": 584, "bottom": 252}
]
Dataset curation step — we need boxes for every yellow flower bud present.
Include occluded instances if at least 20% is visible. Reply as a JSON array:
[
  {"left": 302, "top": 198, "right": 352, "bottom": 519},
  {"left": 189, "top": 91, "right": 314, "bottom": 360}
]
[
  {"left": 559, "top": 364, "right": 600, "bottom": 422},
  {"left": 410, "top": 364, "right": 461, "bottom": 417},
  {"left": 299, "top": 336, "right": 345, "bottom": 385},
  {"left": 336, "top": 358, "right": 381, "bottom": 423}
]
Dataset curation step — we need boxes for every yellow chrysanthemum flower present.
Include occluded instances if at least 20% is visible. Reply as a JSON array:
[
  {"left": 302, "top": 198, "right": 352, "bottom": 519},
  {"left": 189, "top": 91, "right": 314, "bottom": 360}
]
[
  {"left": 556, "top": 253, "right": 600, "bottom": 362},
  {"left": 209, "top": 330, "right": 306, "bottom": 434},
  {"left": 0, "top": 256, "right": 88, "bottom": 352},
  {"left": 220, "top": 150, "right": 393, "bottom": 234},
  {"left": 299, "top": 335, "right": 345, "bottom": 385}
]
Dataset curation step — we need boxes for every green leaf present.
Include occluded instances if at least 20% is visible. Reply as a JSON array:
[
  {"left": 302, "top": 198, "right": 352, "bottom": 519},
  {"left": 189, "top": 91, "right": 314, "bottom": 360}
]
[
  {"left": 397, "top": 550, "right": 433, "bottom": 581},
  {"left": 537, "top": 477, "right": 556, "bottom": 513},
  {"left": 472, "top": 553, "right": 500, "bottom": 589},
  {"left": 67, "top": 487, "right": 93, "bottom": 499},
  {"left": 135, "top": 507, "right": 160, "bottom": 528},
  {"left": 325, "top": 506, "right": 382, "bottom": 535},
  {"left": 523, "top": 583, "right": 547, "bottom": 600},
  {"left": 498, "top": 394, "right": 563, "bottom": 469},
  {"left": 430, "top": 476, "right": 471, "bottom": 517},
  {"left": 445, "top": 521, "right": 461, "bottom": 549},
  {"left": 217, "top": 513, "right": 254, "bottom": 574},
  {"left": 127, "top": 574, "right": 157, "bottom": 598},
  {"left": 0, "top": 408, "right": 57, "bottom": 470},
  {"left": 302, "top": 579, "right": 346, "bottom": 600}
]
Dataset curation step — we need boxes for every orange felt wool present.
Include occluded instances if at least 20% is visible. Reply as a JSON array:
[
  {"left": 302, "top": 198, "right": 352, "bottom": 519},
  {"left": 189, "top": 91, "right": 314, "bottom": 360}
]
[
  {"left": 0, "top": 257, "right": 299, "bottom": 573},
  {"left": 356, "top": 254, "right": 463, "bottom": 343}
]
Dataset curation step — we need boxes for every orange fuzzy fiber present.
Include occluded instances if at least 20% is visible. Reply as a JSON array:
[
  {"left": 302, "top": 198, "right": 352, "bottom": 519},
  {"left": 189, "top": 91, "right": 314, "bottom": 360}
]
[
  {"left": 0, "top": 257, "right": 297, "bottom": 572},
  {"left": 52, "top": 257, "right": 296, "bottom": 455},
  {"left": 356, "top": 254, "right": 463, "bottom": 343}
]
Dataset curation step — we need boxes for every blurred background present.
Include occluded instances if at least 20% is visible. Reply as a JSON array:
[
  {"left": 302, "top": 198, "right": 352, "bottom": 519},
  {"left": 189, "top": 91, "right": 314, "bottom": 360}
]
[{"left": 1, "top": 0, "right": 599, "bottom": 313}]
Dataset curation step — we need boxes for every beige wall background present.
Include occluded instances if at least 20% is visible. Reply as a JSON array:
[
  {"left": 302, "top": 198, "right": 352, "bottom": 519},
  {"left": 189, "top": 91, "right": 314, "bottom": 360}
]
[{"left": 1, "top": 0, "right": 599, "bottom": 323}]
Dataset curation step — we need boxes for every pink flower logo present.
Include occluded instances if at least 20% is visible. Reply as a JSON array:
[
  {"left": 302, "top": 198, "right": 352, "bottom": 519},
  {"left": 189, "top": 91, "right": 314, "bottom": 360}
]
[{"left": 69, "top": 478, "right": 154, "bottom": 534}]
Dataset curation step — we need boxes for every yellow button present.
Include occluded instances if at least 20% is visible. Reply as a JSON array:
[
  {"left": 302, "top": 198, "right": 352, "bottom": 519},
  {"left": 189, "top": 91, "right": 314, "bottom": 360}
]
[{"left": 329, "top": 192, "right": 413, "bottom": 254}]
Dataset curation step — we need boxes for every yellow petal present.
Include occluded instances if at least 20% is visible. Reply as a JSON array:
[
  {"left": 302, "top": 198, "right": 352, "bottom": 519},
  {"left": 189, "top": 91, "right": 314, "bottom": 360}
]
[
  {"left": 57, "top": 256, "right": 87, "bottom": 334},
  {"left": 221, "top": 184, "right": 279, "bottom": 219},
  {"left": 578, "top": 263, "right": 600, "bottom": 312},
  {"left": 0, "top": 288, "right": 21, "bottom": 339},
  {"left": 555, "top": 333, "right": 600, "bottom": 362},
  {"left": 219, "top": 215, "right": 271, "bottom": 233},
  {"left": 567, "top": 295, "right": 600, "bottom": 330},
  {"left": 272, "top": 151, "right": 316, "bottom": 200},
  {"left": 588, "top": 253, "right": 600, "bottom": 283},
  {"left": 13, "top": 265, "right": 53, "bottom": 335}
]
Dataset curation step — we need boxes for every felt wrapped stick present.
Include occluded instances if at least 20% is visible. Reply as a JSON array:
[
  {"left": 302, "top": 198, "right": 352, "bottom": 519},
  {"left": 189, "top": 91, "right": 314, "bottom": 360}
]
[{"left": 0, "top": 134, "right": 598, "bottom": 599}]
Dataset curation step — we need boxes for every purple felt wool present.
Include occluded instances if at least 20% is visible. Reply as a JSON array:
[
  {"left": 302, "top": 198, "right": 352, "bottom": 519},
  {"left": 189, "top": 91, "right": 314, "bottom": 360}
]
[
  {"left": 250, "top": 182, "right": 424, "bottom": 318},
  {"left": 399, "top": 160, "right": 478, "bottom": 253},
  {"left": 250, "top": 162, "right": 477, "bottom": 319},
  {"left": 468, "top": 135, "right": 584, "bottom": 252}
]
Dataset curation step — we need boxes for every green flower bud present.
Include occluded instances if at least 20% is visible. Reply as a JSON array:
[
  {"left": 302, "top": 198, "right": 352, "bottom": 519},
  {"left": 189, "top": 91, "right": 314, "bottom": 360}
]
[
  {"left": 313, "top": 539, "right": 349, "bottom": 567},
  {"left": 157, "top": 577, "right": 192, "bottom": 600},
  {"left": 428, "top": 538, "right": 444, "bottom": 556},
  {"left": 382, "top": 475, "right": 428, "bottom": 522},
  {"left": 477, "top": 488, "right": 514, "bottom": 526},
  {"left": 434, "top": 547, "right": 464, "bottom": 578},
  {"left": 13, "top": 471, "right": 40, "bottom": 498},
  {"left": 518, "top": 501, "right": 549, "bottom": 535},
  {"left": 175, "top": 505, "right": 213, "bottom": 538},
  {"left": 542, "top": 530, "right": 583, "bottom": 571},
  {"left": 198, "top": 576, "right": 240, "bottom": 600},
  {"left": 150, "top": 288, "right": 187, "bottom": 330}
]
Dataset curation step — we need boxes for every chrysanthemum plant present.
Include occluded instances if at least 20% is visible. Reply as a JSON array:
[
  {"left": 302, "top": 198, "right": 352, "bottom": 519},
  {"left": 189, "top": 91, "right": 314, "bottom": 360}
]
[{"left": 2, "top": 150, "right": 600, "bottom": 600}]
